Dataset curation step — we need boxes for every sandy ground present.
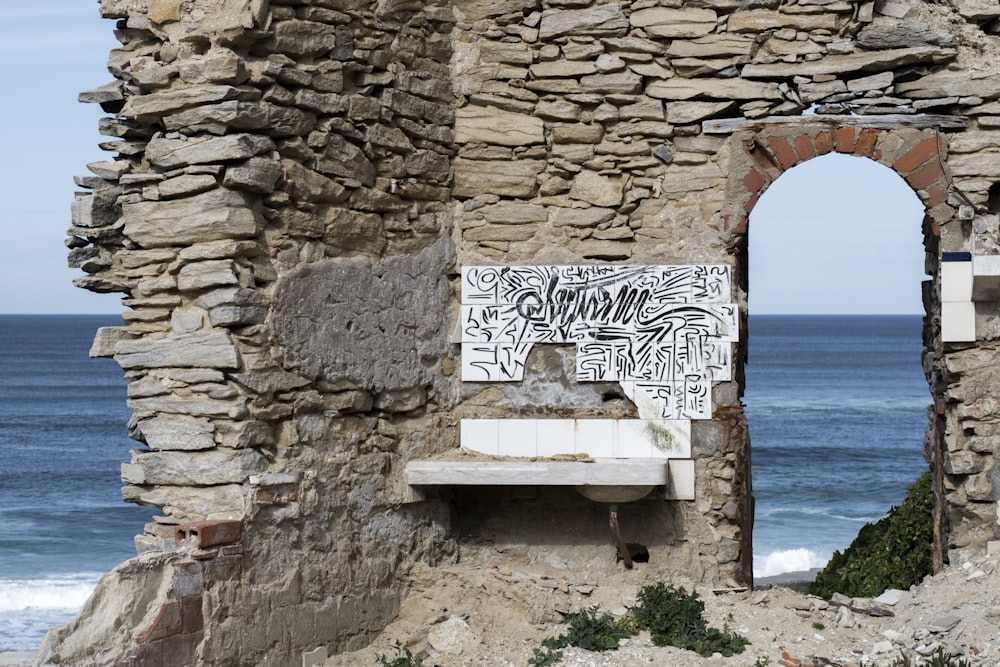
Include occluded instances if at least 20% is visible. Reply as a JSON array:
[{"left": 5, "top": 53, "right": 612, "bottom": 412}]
[
  {"left": 6, "top": 549, "right": 998, "bottom": 666},
  {"left": 328, "top": 547, "right": 1000, "bottom": 667}
]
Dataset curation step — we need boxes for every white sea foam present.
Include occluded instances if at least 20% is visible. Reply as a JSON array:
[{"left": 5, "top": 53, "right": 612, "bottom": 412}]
[
  {"left": 0, "top": 575, "right": 98, "bottom": 613},
  {"left": 753, "top": 548, "right": 828, "bottom": 579}
]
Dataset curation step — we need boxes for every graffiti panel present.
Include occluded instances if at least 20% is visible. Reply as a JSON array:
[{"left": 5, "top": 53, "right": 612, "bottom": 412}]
[{"left": 459, "top": 265, "right": 736, "bottom": 454}]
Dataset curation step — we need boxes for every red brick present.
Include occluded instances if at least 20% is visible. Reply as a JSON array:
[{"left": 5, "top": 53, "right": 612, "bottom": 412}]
[
  {"left": 138, "top": 601, "right": 183, "bottom": 644},
  {"left": 744, "top": 192, "right": 760, "bottom": 214},
  {"left": 181, "top": 595, "right": 204, "bottom": 634},
  {"left": 892, "top": 136, "right": 940, "bottom": 174},
  {"left": 747, "top": 144, "right": 779, "bottom": 173},
  {"left": 767, "top": 135, "right": 799, "bottom": 169},
  {"left": 743, "top": 169, "right": 766, "bottom": 194},
  {"left": 855, "top": 128, "right": 879, "bottom": 157},
  {"left": 814, "top": 131, "right": 834, "bottom": 154},
  {"left": 925, "top": 184, "right": 947, "bottom": 207},
  {"left": 906, "top": 159, "right": 944, "bottom": 191},
  {"left": 835, "top": 126, "right": 856, "bottom": 153},
  {"left": 176, "top": 520, "right": 242, "bottom": 549},
  {"left": 793, "top": 134, "right": 816, "bottom": 161}
]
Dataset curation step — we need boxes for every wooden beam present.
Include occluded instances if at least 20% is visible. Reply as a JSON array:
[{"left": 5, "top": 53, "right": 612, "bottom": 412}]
[{"left": 702, "top": 113, "right": 968, "bottom": 135}]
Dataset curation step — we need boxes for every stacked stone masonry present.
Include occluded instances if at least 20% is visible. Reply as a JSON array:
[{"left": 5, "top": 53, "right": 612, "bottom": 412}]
[{"left": 49, "top": 0, "right": 1000, "bottom": 664}]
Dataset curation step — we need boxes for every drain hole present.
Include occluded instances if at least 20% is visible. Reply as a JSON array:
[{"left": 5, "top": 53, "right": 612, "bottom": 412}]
[{"left": 627, "top": 543, "right": 649, "bottom": 563}]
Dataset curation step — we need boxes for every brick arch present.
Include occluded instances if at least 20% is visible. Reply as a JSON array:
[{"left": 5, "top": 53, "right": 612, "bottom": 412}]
[{"left": 722, "top": 125, "right": 952, "bottom": 246}]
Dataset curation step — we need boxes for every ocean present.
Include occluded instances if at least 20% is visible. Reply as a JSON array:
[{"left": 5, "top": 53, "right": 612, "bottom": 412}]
[
  {"left": 0, "top": 315, "right": 151, "bottom": 653},
  {"left": 0, "top": 314, "right": 930, "bottom": 651},
  {"left": 745, "top": 314, "right": 930, "bottom": 578}
]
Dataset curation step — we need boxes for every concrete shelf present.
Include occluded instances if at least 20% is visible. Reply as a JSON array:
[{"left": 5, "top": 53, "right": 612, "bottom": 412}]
[{"left": 404, "top": 457, "right": 695, "bottom": 500}]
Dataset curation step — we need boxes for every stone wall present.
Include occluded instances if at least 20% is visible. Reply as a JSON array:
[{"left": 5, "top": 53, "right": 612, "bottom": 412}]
[{"left": 53, "top": 0, "right": 1000, "bottom": 664}]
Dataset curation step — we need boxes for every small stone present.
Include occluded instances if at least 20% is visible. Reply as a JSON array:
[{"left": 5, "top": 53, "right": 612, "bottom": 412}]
[
  {"left": 882, "top": 629, "right": 906, "bottom": 642},
  {"left": 875, "top": 589, "right": 907, "bottom": 606},
  {"left": 928, "top": 615, "right": 961, "bottom": 633},
  {"left": 915, "top": 641, "right": 942, "bottom": 656},
  {"left": 652, "top": 145, "right": 673, "bottom": 165},
  {"left": 569, "top": 171, "right": 625, "bottom": 207}
]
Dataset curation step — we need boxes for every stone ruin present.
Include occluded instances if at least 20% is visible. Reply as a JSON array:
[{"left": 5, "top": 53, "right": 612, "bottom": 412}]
[{"left": 48, "top": 0, "right": 1000, "bottom": 664}]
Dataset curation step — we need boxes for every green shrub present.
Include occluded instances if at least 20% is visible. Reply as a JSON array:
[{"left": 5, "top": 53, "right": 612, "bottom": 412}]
[
  {"left": 887, "top": 647, "right": 971, "bottom": 667},
  {"left": 527, "top": 646, "right": 563, "bottom": 666},
  {"left": 541, "top": 605, "right": 633, "bottom": 653},
  {"left": 631, "top": 582, "right": 748, "bottom": 657},
  {"left": 531, "top": 583, "right": 749, "bottom": 663},
  {"left": 809, "top": 468, "right": 933, "bottom": 599}
]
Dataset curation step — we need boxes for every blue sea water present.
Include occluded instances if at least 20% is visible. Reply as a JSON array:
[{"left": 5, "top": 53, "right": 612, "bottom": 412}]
[
  {"left": 0, "top": 315, "right": 151, "bottom": 652},
  {"left": 746, "top": 314, "right": 930, "bottom": 578},
  {"left": 0, "top": 314, "right": 930, "bottom": 650}
]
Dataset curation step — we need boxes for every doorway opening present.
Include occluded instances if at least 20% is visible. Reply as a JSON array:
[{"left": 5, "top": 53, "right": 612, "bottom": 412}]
[{"left": 744, "top": 153, "right": 930, "bottom": 581}]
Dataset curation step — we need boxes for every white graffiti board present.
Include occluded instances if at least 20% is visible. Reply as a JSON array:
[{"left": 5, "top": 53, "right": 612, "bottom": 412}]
[{"left": 458, "top": 265, "right": 736, "bottom": 458}]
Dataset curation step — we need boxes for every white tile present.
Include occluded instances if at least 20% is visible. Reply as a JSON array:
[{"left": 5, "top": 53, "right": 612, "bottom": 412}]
[
  {"left": 654, "top": 265, "right": 694, "bottom": 303},
  {"left": 479, "top": 305, "right": 525, "bottom": 344},
  {"left": 492, "top": 343, "right": 532, "bottom": 381},
  {"left": 461, "top": 266, "right": 501, "bottom": 305},
  {"left": 652, "top": 420, "right": 692, "bottom": 458},
  {"left": 461, "top": 343, "right": 531, "bottom": 381},
  {"left": 614, "top": 420, "right": 692, "bottom": 458},
  {"left": 574, "top": 419, "right": 615, "bottom": 458},
  {"left": 502, "top": 266, "right": 554, "bottom": 305},
  {"left": 693, "top": 265, "right": 731, "bottom": 303},
  {"left": 679, "top": 380, "right": 713, "bottom": 420},
  {"left": 666, "top": 459, "right": 695, "bottom": 500},
  {"left": 461, "top": 419, "right": 499, "bottom": 456},
  {"left": 710, "top": 304, "right": 740, "bottom": 342},
  {"left": 461, "top": 343, "right": 498, "bottom": 381},
  {"left": 630, "top": 382, "right": 674, "bottom": 420},
  {"left": 974, "top": 255, "right": 1000, "bottom": 278},
  {"left": 702, "top": 342, "right": 732, "bottom": 382},
  {"left": 576, "top": 342, "right": 622, "bottom": 382},
  {"left": 536, "top": 419, "right": 577, "bottom": 457},
  {"left": 460, "top": 305, "right": 485, "bottom": 342},
  {"left": 498, "top": 419, "right": 538, "bottom": 457},
  {"left": 941, "top": 260, "right": 973, "bottom": 302},
  {"left": 942, "top": 301, "right": 976, "bottom": 342},
  {"left": 613, "top": 420, "right": 653, "bottom": 458}
]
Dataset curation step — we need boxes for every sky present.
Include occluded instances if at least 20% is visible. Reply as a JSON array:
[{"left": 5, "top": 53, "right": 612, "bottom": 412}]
[
  {"left": 749, "top": 152, "right": 926, "bottom": 314},
  {"left": 1, "top": 4, "right": 122, "bottom": 314},
  {"left": 0, "top": 5, "right": 927, "bottom": 315}
]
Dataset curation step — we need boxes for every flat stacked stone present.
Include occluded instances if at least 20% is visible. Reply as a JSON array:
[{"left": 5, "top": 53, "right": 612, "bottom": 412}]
[{"left": 58, "top": 0, "right": 1000, "bottom": 664}]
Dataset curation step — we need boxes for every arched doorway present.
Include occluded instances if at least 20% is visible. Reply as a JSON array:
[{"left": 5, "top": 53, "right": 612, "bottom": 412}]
[{"left": 744, "top": 153, "right": 929, "bottom": 578}]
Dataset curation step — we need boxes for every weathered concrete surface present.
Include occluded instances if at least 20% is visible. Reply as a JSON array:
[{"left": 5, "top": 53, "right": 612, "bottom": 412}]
[{"left": 271, "top": 237, "right": 456, "bottom": 396}]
